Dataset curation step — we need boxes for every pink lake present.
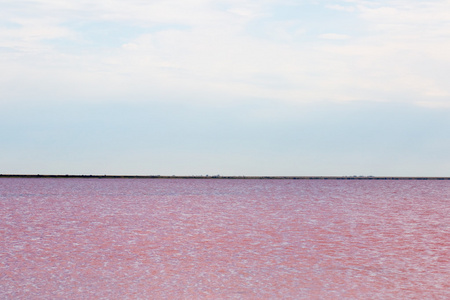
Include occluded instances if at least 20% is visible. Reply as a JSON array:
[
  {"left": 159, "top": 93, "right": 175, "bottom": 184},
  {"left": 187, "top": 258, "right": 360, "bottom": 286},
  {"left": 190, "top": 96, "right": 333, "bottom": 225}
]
[{"left": 1, "top": 178, "right": 449, "bottom": 299}]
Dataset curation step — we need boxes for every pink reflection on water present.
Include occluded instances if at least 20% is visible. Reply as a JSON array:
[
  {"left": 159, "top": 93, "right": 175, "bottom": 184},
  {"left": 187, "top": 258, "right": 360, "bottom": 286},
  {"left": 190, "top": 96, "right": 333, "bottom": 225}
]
[{"left": 1, "top": 178, "right": 449, "bottom": 298}]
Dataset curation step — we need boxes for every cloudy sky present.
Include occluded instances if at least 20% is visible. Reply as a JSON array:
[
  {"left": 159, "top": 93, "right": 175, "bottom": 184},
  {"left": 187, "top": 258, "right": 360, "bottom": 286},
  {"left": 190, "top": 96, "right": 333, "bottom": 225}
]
[{"left": 1, "top": 0, "right": 450, "bottom": 176}]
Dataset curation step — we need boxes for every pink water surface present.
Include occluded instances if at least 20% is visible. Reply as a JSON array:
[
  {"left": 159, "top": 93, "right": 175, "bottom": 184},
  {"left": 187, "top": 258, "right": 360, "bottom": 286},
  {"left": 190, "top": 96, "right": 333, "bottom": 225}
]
[{"left": 1, "top": 178, "right": 449, "bottom": 299}]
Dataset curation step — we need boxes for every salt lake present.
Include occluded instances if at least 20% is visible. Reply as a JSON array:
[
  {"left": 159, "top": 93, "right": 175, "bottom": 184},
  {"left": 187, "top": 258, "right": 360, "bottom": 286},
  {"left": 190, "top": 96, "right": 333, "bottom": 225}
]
[{"left": 1, "top": 178, "right": 449, "bottom": 299}]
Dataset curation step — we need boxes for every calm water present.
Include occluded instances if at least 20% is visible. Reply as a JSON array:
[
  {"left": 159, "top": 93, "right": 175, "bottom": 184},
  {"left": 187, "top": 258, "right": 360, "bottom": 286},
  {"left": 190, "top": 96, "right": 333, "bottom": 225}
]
[{"left": 1, "top": 178, "right": 449, "bottom": 299}]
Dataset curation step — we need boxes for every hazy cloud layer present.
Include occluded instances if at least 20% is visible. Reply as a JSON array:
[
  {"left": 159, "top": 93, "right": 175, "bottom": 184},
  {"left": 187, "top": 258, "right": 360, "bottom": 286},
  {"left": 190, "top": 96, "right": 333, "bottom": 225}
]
[{"left": 2, "top": 0, "right": 450, "bottom": 106}]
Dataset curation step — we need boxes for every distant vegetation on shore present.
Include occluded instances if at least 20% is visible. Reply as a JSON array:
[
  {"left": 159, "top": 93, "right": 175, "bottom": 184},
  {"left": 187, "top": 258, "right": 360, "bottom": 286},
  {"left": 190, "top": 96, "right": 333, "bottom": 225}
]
[{"left": 0, "top": 174, "right": 449, "bottom": 180}]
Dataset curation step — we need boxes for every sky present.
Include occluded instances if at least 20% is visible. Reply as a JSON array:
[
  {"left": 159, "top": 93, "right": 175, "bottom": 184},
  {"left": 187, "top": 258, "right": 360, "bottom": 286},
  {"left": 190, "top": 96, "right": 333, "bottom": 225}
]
[{"left": 1, "top": 0, "right": 450, "bottom": 176}]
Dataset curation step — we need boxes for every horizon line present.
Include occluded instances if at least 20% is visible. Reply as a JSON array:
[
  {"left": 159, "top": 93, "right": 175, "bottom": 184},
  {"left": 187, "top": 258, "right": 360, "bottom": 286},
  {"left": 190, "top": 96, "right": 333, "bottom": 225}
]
[{"left": 1, "top": 174, "right": 449, "bottom": 180}]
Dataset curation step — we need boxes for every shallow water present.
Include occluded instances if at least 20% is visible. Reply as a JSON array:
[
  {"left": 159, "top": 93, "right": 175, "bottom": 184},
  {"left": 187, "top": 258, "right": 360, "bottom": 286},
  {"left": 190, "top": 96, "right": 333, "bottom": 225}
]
[{"left": 1, "top": 178, "right": 449, "bottom": 299}]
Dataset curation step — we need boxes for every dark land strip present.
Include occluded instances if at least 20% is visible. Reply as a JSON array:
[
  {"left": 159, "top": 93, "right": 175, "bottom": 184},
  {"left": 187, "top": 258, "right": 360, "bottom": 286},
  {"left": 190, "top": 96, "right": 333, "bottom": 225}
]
[{"left": 0, "top": 174, "right": 449, "bottom": 180}]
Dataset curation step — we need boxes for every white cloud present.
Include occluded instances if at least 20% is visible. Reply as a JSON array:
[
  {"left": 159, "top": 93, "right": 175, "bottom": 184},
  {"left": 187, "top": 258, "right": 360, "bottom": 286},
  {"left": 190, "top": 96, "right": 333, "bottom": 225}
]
[
  {"left": 326, "top": 4, "right": 355, "bottom": 12},
  {"left": 318, "top": 33, "right": 350, "bottom": 40},
  {"left": 415, "top": 101, "right": 450, "bottom": 109},
  {"left": 1, "top": 0, "right": 450, "bottom": 108}
]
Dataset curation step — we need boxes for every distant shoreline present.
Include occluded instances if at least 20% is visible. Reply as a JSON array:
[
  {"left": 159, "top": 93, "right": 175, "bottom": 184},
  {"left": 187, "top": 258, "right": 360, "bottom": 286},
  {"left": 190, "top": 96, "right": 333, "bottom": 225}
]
[{"left": 0, "top": 174, "right": 449, "bottom": 180}]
